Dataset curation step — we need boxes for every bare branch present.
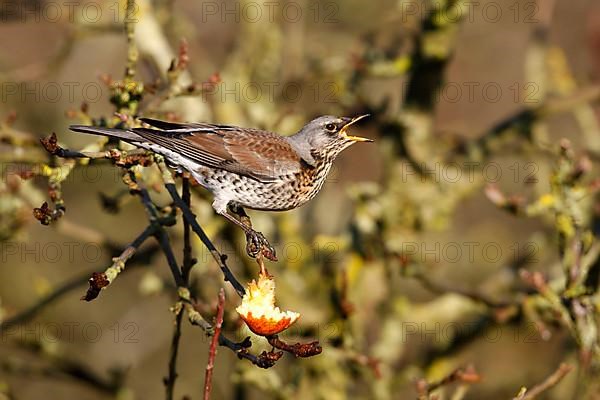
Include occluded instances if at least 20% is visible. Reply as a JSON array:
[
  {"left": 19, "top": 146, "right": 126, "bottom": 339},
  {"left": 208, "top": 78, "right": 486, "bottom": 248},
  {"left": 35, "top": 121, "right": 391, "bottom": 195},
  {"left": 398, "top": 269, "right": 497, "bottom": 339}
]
[{"left": 203, "top": 288, "right": 225, "bottom": 400}]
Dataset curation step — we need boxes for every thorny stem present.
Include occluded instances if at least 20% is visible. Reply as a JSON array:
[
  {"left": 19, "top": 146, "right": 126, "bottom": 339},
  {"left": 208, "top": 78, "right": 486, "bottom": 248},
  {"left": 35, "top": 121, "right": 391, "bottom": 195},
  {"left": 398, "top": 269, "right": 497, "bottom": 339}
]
[{"left": 203, "top": 288, "right": 225, "bottom": 400}]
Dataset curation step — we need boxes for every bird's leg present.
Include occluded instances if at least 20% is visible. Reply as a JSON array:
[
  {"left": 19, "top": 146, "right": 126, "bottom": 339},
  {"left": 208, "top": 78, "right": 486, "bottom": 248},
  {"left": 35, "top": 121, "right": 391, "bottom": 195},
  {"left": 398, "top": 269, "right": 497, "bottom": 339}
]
[
  {"left": 220, "top": 203, "right": 277, "bottom": 262},
  {"left": 230, "top": 203, "right": 253, "bottom": 229}
]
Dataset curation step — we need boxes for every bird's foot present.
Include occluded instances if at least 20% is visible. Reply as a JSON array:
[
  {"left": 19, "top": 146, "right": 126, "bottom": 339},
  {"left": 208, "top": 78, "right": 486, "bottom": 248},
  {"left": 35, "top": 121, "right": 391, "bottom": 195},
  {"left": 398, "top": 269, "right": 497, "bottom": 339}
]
[{"left": 245, "top": 230, "right": 277, "bottom": 262}]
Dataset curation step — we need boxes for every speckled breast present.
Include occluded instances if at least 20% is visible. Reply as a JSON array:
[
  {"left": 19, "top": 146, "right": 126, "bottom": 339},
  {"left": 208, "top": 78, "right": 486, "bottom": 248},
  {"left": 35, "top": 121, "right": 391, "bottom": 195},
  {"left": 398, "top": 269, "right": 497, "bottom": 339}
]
[{"left": 195, "top": 161, "right": 333, "bottom": 211}]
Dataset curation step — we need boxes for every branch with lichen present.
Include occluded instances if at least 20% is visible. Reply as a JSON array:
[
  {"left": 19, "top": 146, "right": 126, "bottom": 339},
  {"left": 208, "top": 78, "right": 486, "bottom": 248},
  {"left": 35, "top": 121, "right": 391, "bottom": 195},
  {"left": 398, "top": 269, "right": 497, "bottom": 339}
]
[
  {"left": 485, "top": 139, "right": 600, "bottom": 389},
  {"left": 81, "top": 223, "right": 158, "bottom": 301}
]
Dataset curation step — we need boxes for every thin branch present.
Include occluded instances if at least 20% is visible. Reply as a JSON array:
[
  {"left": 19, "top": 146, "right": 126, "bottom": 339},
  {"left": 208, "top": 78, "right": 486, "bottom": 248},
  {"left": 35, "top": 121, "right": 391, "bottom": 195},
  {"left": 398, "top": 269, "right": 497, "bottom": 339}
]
[
  {"left": 513, "top": 363, "right": 573, "bottom": 400},
  {"left": 154, "top": 227, "right": 186, "bottom": 288},
  {"left": 164, "top": 305, "right": 183, "bottom": 400},
  {"left": 40, "top": 132, "right": 149, "bottom": 161},
  {"left": 124, "top": 0, "right": 138, "bottom": 80},
  {"left": 82, "top": 224, "right": 158, "bottom": 301},
  {"left": 217, "top": 335, "right": 282, "bottom": 369},
  {"left": 416, "top": 364, "right": 481, "bottom": 400},
  {"left": 181, "top": 176, "right": 196, "bottom": 281},
  {"left": 165, "top": 176, "right": 197, "bottom": 400},
  {"left": 266, "top": 335, "right": 322, "bottom": 358},
  {"left": 204, "top": 288, "right": 225, "bottom": 400},
  {"left": 130, "top": 173, "right": 185, "bottom": 288},
  {"left": 180, "top": 291, "right": 213, "bottom": 332}
]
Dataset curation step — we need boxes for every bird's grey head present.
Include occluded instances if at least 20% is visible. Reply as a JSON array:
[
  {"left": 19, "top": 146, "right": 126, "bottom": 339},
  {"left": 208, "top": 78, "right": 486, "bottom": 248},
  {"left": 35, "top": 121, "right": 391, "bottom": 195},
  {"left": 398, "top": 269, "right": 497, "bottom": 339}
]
[{"left": 287, "top": 115, "right": 372, "bottom": 165}]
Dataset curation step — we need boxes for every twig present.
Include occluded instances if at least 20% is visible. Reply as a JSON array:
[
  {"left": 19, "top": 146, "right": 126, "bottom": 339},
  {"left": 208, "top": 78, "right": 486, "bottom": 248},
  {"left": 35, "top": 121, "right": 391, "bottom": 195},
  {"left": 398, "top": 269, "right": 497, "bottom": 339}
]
[
  {"left": 165, "top": 176, "right": 198, "bottom": 400},
  {"left": 157, "top": 225, "right": 189, "bottom": 399},
  {"left": 203, "top": 288, "right": 225, "bottom": 400},
  {"left": 82, "top": 224, "right": 158, "bottom": 301},
  {"left": 40, "top": 132, "right": 149, "bottom": 161},
  {"left": 181, "top": 176, "right": 196, "bottom": 281},
  {"left": 512, "top": 363, "right": 572, "bottom": 400},
  {"left": 154, "top": 227, "right": 186, "bottom": 288},
  {"left": 130, "top": 173, "right": 185, "bottom": 288},
  {"left": 416, "top": 365, "right": 481, "bottom": 400},
  {"left": 124, "top": 0, "right": 138, "bottom": 80},
  {"left": 217, "top": 335, "right": 282, "bottom": 369},
  {"left": 164, "top": 306, "right": 184, "bottom": 400},
  {"left": 266, "top": 335, "right": 322, "bottom": 358},
  {"left": 179, "top": 289, "right": 212, "bottom": 332}
]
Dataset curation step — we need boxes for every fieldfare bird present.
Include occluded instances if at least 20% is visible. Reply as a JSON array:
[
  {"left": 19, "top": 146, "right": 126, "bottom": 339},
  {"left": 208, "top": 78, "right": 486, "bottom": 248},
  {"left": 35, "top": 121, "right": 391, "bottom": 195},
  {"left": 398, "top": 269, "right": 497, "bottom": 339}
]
[{"left": 70, "top": 115, "right": 372, "bottom": 261}]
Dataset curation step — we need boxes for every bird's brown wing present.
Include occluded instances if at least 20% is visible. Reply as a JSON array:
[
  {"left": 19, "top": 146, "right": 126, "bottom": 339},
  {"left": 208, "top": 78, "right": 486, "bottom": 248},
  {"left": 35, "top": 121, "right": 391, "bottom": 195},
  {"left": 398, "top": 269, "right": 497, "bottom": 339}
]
[{"left": 133, "top": 119, "right": 302, "bottom": 182}]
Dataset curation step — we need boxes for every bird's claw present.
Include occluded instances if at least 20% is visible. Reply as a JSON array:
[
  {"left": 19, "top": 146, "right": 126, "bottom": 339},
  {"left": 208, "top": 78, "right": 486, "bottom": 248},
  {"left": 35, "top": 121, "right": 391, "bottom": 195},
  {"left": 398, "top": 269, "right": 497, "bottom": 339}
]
[{"left": 246, "top": 230, "right": 277, "bottom": 262}]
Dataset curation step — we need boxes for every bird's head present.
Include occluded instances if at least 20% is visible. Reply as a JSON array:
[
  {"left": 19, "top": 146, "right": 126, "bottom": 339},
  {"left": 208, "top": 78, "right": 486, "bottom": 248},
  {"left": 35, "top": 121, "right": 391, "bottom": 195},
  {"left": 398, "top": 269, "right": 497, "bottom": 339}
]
[{"left": 294, "top": 115, "right": 372, "bottom": 161}]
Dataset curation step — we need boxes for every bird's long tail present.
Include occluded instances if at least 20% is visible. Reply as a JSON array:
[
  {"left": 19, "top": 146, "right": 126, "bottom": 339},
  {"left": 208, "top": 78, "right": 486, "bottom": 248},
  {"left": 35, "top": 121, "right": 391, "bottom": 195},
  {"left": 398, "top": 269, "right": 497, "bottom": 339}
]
[{"left": 69, "top": 125, "right": 144, "bottom": 142}]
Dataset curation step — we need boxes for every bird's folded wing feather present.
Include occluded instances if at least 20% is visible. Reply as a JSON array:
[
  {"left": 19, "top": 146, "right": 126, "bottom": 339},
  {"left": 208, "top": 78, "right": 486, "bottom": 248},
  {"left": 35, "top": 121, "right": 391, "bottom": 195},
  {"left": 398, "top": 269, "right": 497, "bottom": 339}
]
[{"left": 133, "top": 119, "right": 302, "bottom": 182}]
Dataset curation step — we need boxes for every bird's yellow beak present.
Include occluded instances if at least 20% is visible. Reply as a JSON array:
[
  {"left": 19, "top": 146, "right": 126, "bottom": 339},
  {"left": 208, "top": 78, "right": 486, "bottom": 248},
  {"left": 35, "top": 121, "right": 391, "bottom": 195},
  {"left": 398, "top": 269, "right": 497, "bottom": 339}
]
[{"left": 340, "top": 114, "right": 373, "bottom": 142}]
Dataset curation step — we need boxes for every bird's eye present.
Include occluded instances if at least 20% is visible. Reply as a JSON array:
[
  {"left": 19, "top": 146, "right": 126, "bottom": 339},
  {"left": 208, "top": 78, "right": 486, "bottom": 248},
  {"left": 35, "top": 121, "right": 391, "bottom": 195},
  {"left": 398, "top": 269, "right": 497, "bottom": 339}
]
[{"left": 325, "top": 123, "right": 336, "bottom": 132}]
